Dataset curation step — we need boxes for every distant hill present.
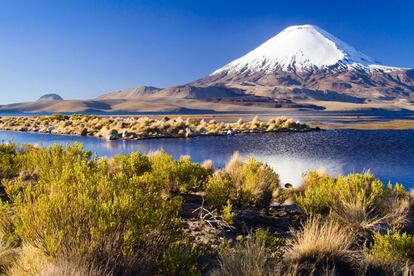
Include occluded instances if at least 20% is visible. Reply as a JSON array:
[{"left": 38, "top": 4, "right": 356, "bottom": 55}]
[
  {"left": 97, "top": 85, "right": 244, "bottom": 99},
  {"left": 97, "top": 86, "right": 161, "bottom": 99},
  {"left": 38, "top": 94, "right": 64, "bottom": 101}
]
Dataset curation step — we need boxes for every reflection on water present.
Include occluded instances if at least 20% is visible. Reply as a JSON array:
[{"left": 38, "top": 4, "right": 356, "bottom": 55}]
[
  {"left": 249, "top": 154, "right": 345, "bottom": 185},
  {"left": 1, "top": 129, "right": 414, "bottom": 187}
]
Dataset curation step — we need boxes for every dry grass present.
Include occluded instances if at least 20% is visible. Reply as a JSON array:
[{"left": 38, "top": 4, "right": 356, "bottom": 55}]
[
  {"left": 407, "top": 189, "right": 414, "bottom": 229},
  {"left": 224, "top": 152, "right": 244, "bottom": 176},
  {"left": 330, "top": 201, "right": 387, "bottom": 240},
  {"left": 39, "top": 258, "right": 109, "bottom": 276},
  {"left": 285, "top": 216, "right": 354, "bottom": 262},
  {"left": 201, "top": 159, "right": 214, "bottom": 171},
  {"left": 330, "top": 195, "right": 410, "bottom": 242},
  {"left": 212, "top": 238, "right": 272, "bottom": 276},
  {"left": 8, "top": 244, "right": 108, "bottom": 276},
  {"left": 8, "top": 244, "right": 49, "bottom": 276},
  {"left": 0, "top": 233, "right": 17, "bottom": 274}
]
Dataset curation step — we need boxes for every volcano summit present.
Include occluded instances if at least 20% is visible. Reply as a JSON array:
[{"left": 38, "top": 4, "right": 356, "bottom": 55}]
[{"left": 196, "top": 24, "right": 414, "bottom": 103}]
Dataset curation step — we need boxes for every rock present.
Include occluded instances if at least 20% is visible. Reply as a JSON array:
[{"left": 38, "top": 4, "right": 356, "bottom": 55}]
[
  {"left": 106, "top": 129, "right": 119, "bottom": 140},
  {"left": 107, "top": 134, "right": 118, "bottom": 141},
  {"left": 80, "top": 128, "right": 88, "bottom": 136},
  {"left": 271, "top": 203, "right": 302, "bottom": 214},
  {"left": 226, "top": 129, "right": 235, "bottom": 136},
  {"left": 185, "top": 127, "right": 193, "bottom": 138},
  {"left": 121, "top": 129, "right": 129, "bottom": 138}
]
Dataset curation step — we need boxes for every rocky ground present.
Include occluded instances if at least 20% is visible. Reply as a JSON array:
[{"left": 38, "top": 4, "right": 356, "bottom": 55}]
[
  {"left": 0, "top": 114, "right": 314, "bottom": 140},
  {"left": 179, "top": 193, "right": 304, "bottom": 272}
]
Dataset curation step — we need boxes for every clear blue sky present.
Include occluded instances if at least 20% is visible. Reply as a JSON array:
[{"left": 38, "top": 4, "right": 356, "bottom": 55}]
[{"left": 1, "top": 0, "right": 413, "bottom": 104}]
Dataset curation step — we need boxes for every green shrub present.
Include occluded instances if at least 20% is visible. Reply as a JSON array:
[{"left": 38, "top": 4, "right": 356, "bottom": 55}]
[
  {"left": 149, "top": 151, "right": 211, "bottom": 193},
  {"left": 369, "top": 231, "right": 414, "bottom": 264},
  {"left": 234, "top": 157, "right": 280, "bottom": 207},
  {"left": 222, "top": 200, "right": 235, "bottom": 225},
  {"left": 296, "top": 172, "right": 405, "bottom": 216},
  {"left": 158, "top": 242, "right": 202, "bottom": 276},
  {"left": 295, "top": 173, "right": 336, "bottom": 214},
  {"left": 254, "top": 228, "right": 285, "bottom": 255},
  {"left": 173, "top": 156, "right": 212, "bottom": 192},
  {"left": 0, "top": 143, "right": 19, "bottom": 180},
  {"left": 205, "top": 175, "right": 235, "bottom": 208},
  {"left": 206, "top": 156, "right": 280, "bottom": 208},
  {"left": 109, "top": 152, "right": 151, "bottom": 177},
  {"left": 0, "top": 144, "right": 183, "bottom": 274}
]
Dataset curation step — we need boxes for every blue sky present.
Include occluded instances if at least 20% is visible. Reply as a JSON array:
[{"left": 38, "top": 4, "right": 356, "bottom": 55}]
[{"left": 0, "top": 0, "right": 413, "bottom": 104}]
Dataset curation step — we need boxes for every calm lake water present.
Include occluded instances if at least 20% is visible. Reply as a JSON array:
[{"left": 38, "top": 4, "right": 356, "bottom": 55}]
[{"left": 1, "top": 129, "right": 413, "bottom": 187}]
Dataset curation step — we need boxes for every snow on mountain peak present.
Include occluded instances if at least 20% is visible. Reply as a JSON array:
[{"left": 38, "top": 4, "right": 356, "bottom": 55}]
[{"left": 212, "top": 24, "right": 390, "bottom": 75}]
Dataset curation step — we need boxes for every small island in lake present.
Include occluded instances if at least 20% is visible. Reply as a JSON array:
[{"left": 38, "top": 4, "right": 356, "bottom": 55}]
[{"left": 0, "top": 114, "right": 315, "bottom": 140}]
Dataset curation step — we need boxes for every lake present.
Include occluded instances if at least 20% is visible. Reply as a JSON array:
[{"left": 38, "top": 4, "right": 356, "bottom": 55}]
[{"left": 1, "top": 129, "right": 413, "bottom": 187}]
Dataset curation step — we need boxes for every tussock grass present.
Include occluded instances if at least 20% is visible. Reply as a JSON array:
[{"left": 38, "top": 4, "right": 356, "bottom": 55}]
[
  {"left": 39, "top": 258, "right": 110, "bottom": 276},
  {"left": 212, "top": 237, "right": 272, "bottom": 276},
  {"left": 8, "top": 244, "right": 48, "bottom": 276},
  {"left": 285, "top": 216, "right": 354, "bottom": 262},
  {"left": 0, "top": 233, "right": 17, "bottom": 274}
]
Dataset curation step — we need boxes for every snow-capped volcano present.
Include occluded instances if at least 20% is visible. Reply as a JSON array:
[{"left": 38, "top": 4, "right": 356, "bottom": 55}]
[
  {"left": 212, "top": 24, "right": 394, "bottom": 75},
  {"left": 194, "top": 24, "right": 413, "bottom": 103},
  {"left": 94, "top": 24, "right": 414, "bottom": 104}
]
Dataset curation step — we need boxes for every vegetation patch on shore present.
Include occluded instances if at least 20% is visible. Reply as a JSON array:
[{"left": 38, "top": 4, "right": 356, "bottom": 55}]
[
  {"left": 0, "top": 114, "right": 314, "bottom": 140},
  {"left": 0, "top": 143, "right": 413, "bottom": 275}
]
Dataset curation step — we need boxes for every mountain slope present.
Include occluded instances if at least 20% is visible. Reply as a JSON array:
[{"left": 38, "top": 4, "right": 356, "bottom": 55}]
[
  {"left": 97, "top": 86, "right": 161, "bottom": 99},
  {"left": 96, "top": 24, "right": 413, "bottom": 104},
  {"left": 196, "top": 24, "right": 414, "bottom": 103},
  {"left": 97, "top": 85, "right": 246, "bottom": 100}
]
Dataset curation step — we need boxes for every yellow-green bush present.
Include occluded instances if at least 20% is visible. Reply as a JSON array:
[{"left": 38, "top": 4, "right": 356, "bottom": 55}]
[
  {"left": 222, "top": 200, "right": 235, "bottom": 225},
  {"left": 0, "top": 143, "right": 19, "bottom": 180},
  {"left": 149, "top": 151, "right": 212, "bottom": 193},
  {"left": 108, "top": 152, "right": 151, "bottom": 177},
  {"left": 158, "top": 242, "right": 202, "bottom": 276},
  {"left": 369, "top": 231, "right": 414, "bottom": 264},
  {"left": 254, "top": 228, "right": 285, "bottom": 257},
  {"left": 206, "top": 156, "right": 280, "bottom": 208},
  {"left": 296, "top": 172, "right": 406, "bottom": 216},
  {"left": 205, "top": 175, "right": 235, "bottom": 208},
  {"left": 0, "top": 144, "right": 183, "bottom": 274},
  {"left": 233, "top": 157, "right": 280, "bottom": 207}
]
